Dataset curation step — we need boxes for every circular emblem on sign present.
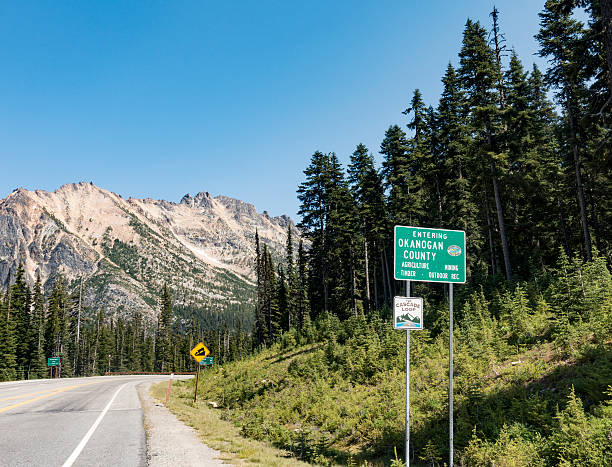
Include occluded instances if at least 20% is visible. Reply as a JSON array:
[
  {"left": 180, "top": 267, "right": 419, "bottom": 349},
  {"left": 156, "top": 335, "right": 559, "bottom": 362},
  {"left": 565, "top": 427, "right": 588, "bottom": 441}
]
[{"left": 447, "top": 245, "right": 461, "bottom": 256}]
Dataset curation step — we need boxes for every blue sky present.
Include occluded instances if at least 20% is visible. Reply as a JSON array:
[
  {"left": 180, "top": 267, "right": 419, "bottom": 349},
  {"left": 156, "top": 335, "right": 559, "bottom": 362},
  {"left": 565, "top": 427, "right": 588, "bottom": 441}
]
[{"left": 1, "top": 1, "right": 551, "bottom": 219}]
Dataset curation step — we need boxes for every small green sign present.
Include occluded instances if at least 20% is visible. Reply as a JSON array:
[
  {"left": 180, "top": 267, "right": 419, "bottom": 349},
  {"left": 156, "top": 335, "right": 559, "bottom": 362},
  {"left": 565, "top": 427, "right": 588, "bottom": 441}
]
[
  {"left": 199, "top": 357, "right": 213, "bottom": 365},
  {"left": 394, "top": 226, "right": 466, "bottom": 283},
  {"left": 47, "top": 357, "right": 60, "bottom": 366}
]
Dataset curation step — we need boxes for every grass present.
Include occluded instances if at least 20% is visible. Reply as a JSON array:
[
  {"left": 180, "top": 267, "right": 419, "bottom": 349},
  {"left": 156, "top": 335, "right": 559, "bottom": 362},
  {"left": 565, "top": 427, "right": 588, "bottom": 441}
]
[{"left": 150, "top": 379, "right": 314, "bottom": 466}]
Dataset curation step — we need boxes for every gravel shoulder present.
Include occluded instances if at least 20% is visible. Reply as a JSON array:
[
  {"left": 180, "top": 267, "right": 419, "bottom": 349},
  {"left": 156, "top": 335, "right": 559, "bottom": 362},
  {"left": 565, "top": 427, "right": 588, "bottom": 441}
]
[{"left": 137, "top": 381, "right": 226, "bottom": 466}]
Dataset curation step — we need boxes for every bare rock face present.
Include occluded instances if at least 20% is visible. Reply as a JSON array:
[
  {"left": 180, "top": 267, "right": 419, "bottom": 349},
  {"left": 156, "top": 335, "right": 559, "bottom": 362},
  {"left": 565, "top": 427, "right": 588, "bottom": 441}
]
[{"left": 0, "top": 183, "right": 299, "bottom": 322}]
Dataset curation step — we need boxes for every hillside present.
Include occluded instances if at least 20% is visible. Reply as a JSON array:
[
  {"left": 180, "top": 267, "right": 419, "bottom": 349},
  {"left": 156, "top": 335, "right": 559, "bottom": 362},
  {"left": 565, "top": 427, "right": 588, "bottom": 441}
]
[
  {"left": 0, "top": 182, "right": 298, "bottom": 322},
  {"left": 164, "top": 254, "right": 611, "bottom": 465}
]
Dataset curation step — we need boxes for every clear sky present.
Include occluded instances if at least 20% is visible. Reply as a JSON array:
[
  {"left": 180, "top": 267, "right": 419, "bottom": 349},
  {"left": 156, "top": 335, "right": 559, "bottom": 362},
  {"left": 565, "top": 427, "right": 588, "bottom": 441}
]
[{"left": 1, "top": 1, "right": 550, "bottom": 219}]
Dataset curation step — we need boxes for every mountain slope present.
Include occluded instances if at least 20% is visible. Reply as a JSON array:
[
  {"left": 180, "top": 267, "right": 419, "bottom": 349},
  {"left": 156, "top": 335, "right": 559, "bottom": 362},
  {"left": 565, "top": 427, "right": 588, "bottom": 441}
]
[{"left": 0, "top": 182, "right": 297, "bottom": 321}]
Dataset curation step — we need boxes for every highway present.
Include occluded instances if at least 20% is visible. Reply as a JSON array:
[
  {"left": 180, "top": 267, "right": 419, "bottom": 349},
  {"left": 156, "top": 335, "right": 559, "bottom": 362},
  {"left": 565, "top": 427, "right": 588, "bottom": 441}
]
[{"left": 0, "top": 375, "right": 184, "bottom": 467}]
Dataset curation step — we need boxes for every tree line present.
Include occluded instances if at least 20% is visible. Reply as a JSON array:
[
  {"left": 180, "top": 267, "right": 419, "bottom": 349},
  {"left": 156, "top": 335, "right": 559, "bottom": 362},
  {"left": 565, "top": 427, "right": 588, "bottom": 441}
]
[
  {"left": 0, "top": 264, "right": 251, "bottom": 381},
  {"left": 253, "top": 2, "right": 610, "bottom": 345}
]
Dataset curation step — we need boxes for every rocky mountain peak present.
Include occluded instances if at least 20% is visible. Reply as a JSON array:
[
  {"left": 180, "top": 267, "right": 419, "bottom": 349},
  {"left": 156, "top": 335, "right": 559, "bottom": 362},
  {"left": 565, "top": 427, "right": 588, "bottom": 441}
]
[
  {"left": 0, "top": 183, "right": 298, "bottom": 322},
  {"left": 180, "top": 191, "right": 214, "bottom": 209}
]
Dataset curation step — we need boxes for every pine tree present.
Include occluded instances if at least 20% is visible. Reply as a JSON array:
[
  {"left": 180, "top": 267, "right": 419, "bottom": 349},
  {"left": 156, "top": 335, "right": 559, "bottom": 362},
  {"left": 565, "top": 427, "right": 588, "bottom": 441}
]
[
  {"left": 155, "top": 283, "right": 174, "bottom": 372},
  {"left": 277, "top": 265, "right": 289, "bottom": 332},
  {"left": 261, "top": 245, "right": 280, "bottom": 343},
  {"left": 296, "top": 240, "right": 310, "bottom": 330},
  {"left": 254, "top": 230, "right": 266, "bottom": 346},
  {"left": 285, "top": 225, "right": 298, "bottom": 330},
  {"left": 11, "top": 263, "right": 32, "bottom": 379},
  {"left": 403, "top": 89, "right": 433, "bottom": 226},
  {"left": 297, "top": 151, "right": 330, "bottom": 316},
  {"left": 537, "top": 0, "right": 593, "bottom": 261},
  {"left": 325, "top": 153, "right": 359, "bottom": 317},
  {"left": 381, "top": 125, "right": 410, "bottom": 225},
  {"left": 44, "top": 276, "right": 70, "bottom": 376},
  {"left": 436, "top": 62, "right": 483, "bottom": 275},
  {"left": 347, "top": 143, "right": 387, "bottom": 312},
  {"left": 0, "top": 288, "right": 17, "bottom": 380},
  {"left": 30, "top": 272, "right": 47, "bottom": 378},
  {"left": 458, "top": 18, "right": 513, "bottom": 281}
]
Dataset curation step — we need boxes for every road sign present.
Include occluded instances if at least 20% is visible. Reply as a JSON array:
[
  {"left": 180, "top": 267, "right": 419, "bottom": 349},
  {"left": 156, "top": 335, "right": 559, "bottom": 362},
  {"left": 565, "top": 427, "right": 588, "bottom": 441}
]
[
  {"left": 47, "top": 357, "right": 60, "bottom": 366},
  {"left": 190, "top": 342, "right": 210, "bottom": 362},
  {"left": 199, "top": 357, "right": 213, "bottom": 365},
  {"left": 394, "top": 297, "right": 424, "bottom": 330},
  {"left": 394, "top": 225, "right": 466, "bottom": 283}
]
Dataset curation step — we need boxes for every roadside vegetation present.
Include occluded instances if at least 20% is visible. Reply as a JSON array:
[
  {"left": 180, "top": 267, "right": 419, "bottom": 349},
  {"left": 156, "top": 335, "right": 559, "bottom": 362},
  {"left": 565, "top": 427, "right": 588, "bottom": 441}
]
[
  {"left": 150, "top": 377, "right": 312, "bottom": 466},
  {"left": 162, "top": 250, "right": 611, "bottom": 465}
]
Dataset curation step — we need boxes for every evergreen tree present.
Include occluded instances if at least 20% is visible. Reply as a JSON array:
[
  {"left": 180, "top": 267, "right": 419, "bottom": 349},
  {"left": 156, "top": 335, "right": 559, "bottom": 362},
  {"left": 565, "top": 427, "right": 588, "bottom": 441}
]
[
  {"left": 537, "top": 0, "right": 593, "bottom": 261},
  {"left": 458, "top": 18, "right": 513, "bottom": 281},
  {"left": 277, "top": 265, "right": 289, "bottom": 332},
  {"left": 285, "top": 225, "right": 298, "bottom": 330},
  {"left": 381, "top": 125, "right": 410, "bottom": 225},
  {"left": 0, "top": 289, "right": 17, "bottom": 381},
  {"left": 297, "top": 151, "right": 330, "bottom": 316},
  {"left": 261, "top": 245, "right": 280, "bottom": 343},
  {"left": 436, "top": 62, "right": 483, "bottom": 276},
  {"left": 403, "top": 89, "right": 433, "bottom": 226},
  {"left": 11, "top": 264, "right": 32, "bottom": 379},
  {"left": 44, "top": 276, "right": 71, "bottom": 376},
  {"left": 347, "top": 143, "right": 387, "bottom": 312},
  {"left": 254, "top": 230, "right": 266, "bottom": 346},
  {"left": 325, "top": 153, "right": 359, "bottom": 317},
  {"left": 155, "top": 283, "right": 174, "bottom": 372},
  {"left": 30, "top": 273, "right": 47, "bottom": 378},
  {"left": 296, "top": 240, "right": 310, "bottom": 330}
]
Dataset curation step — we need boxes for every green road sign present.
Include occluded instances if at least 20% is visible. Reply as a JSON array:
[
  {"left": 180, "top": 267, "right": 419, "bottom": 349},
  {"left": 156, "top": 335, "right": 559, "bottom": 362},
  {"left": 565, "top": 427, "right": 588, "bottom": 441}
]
[
  {"left": 47, "top": 357, "right": 60, "bottom": 366},
  {"left": 199, "top": 357, "right": 213, "bottom": 365},
  {"left": 394, "top": 226, "right": 466, "bottom": 283}
]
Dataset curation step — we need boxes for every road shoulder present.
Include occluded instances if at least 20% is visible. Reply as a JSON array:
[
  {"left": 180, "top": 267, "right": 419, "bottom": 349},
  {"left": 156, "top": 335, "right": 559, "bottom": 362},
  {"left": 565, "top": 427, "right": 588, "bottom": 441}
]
[{"left": 137, "top": 381, "right": 225, "bottom": 466}]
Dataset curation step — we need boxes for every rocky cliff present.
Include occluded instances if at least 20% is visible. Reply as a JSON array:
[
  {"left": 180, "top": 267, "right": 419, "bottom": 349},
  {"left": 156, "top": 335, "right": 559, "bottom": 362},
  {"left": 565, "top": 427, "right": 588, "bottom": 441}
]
[{"left": 0, "top": 182, "right": 298, "bottom": 321}]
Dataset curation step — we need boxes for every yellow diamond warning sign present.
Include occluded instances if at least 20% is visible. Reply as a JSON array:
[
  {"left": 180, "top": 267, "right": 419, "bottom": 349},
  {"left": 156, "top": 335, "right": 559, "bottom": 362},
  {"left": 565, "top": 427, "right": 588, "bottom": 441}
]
[{"left": 190, "top": 342, "right": 210, "bottom": 362}]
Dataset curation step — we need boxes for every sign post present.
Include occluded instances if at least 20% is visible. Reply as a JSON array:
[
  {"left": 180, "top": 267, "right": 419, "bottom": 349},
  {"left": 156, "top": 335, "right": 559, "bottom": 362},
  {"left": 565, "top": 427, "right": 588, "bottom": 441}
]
[
  {"left": 393, "top": 282, "right": 424, "bottom": 464},
  {"left": 193, "top": 367, "right": 200, "bottom": 403},
  {"left": 190, "top": 342, "right": 210, "bottom": 403},
  {"left": 165, "top": 373, "right": 174, "bottom": 406},
  {"left": 449, "top": 282, "right": 454, "bottom": 467},
  {"left": 394, "top": 225, "right": 465, "bottom": 466},
  {"left": 47, "top": 357, "right": 60, "bottom": 378}
]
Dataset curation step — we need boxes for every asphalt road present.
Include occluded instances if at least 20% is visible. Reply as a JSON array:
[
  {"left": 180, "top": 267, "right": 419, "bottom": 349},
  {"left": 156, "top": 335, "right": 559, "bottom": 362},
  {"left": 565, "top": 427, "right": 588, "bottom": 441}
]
[{"left": 0, "top": 375, "right": 187, "bottom": 467}]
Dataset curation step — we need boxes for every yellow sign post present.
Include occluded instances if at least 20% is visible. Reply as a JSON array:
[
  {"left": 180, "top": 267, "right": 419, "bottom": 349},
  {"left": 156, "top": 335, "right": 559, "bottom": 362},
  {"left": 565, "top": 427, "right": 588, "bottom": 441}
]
[{"left": 190, "top": 342, "right": 210, "bottom": 402}]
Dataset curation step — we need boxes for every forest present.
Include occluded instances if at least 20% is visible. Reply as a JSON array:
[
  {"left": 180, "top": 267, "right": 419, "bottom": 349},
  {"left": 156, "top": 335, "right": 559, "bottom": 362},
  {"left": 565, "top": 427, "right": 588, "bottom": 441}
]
[
  {"left": 0, "top": 267, "right": 252, "bottom": 380},
  {"left": 254, "top": 0, "right": 611, "bottom": 348}
]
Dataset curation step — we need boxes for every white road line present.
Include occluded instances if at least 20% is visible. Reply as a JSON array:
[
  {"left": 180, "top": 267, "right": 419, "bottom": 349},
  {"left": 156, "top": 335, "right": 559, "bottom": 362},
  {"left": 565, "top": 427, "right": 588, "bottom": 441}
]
[{"left": 61, "top": 383, "right": 128, "bottom": 467}]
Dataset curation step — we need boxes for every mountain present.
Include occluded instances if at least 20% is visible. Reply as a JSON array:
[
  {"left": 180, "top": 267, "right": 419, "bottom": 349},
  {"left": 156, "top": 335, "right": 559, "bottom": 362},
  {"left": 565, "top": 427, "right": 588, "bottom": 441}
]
[{"left": 0, "top": 182, "right": 298, "bottom": 322}]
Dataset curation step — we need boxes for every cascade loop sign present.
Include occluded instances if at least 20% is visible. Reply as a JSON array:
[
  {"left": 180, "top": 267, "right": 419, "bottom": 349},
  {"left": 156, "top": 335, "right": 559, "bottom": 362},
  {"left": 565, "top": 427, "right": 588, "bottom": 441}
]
[
  {"left": 394, "top": 297, "right": 424, "bottom": 330},
  {"left": 394, "top": 226, "right": 466, "bottom": 283}
]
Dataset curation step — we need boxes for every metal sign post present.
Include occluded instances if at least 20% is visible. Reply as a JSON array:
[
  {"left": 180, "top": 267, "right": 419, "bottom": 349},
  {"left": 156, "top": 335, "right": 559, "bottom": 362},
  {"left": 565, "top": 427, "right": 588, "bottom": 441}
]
[
  {"left": 405, "top": 280, "right": 410, "bottom": 465},
  {"left": 165, "top": 373, "right": 174, "bottom": 406},
  {"left": 393, "top": 225, "right": 465, "bottom": 466},
  {"left": 449, "top": 282, "right": 454, "bottom": 466},
  {"left": 193, "top": 366, "right": 200, "bottom": 403},
  {"left": 393, "top": 282, "right": 424, "bottom": 465}
]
